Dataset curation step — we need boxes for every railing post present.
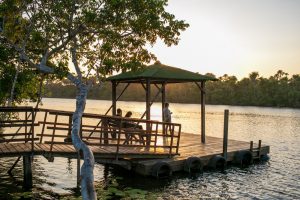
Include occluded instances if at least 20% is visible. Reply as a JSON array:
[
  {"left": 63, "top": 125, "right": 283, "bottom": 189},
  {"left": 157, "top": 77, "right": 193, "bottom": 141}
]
[
  {"left": 48, "top": 114, "right": 58, "bottom": 161},
  {"left": 176, "top": 125, "right": 181, "bottom": 154},
  {"left": 154, "top": 122, "right": 158, "bottom": 152},
  {"left": 31, "top": 108, "right": 34, "bottom": 151},
  {"left": 223, "top": 109, "right": 229, "bottom": 160},
  {"left": 250, "top": 141, "right": 253, "bottom": 152},
  {"left": 102, "top": 118, "right": 108, "bottom": 144},
  {"left": 67, "top": 115, "right": 72, "bottom": 141},
  {"left": 258, "top": 140, "right": 262, "bottom": 158},
  {"left": 115, "top": 120, "right": 122, "bottom": 160},
  {"left": 39, "top": 111, "right": 48, "bottom": 143},
  {"left": 25, "top": 111, "right": 28, "bottom": 140},
  {"left": 169, "top": 125, "right": 175, "bottom": 157}
]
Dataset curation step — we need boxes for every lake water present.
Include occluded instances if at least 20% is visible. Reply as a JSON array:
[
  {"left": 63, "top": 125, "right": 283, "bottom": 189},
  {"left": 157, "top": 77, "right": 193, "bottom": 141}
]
[{"left": 1, "top": 98, "right": 300, "bottom": 199}]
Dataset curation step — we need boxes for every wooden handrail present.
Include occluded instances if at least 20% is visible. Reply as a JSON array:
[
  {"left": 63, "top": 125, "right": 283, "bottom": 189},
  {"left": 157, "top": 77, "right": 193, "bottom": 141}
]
[{"left": 1, "top": 106, "right": 182, "bottom": 158}]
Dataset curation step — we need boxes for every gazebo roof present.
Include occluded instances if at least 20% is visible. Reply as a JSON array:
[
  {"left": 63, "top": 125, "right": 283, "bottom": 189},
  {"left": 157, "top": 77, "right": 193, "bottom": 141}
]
[{"left": 106, "top": 62, "right": 217, "bottom": 83}]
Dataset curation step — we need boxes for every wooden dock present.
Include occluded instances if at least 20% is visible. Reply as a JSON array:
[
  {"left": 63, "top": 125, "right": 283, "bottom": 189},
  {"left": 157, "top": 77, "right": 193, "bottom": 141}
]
[
  {"left": 133, "top": 133, "right": 269, "bottom": 176},
  {"left": 0, "top": 106, "right": 270, "bottom": 188}
]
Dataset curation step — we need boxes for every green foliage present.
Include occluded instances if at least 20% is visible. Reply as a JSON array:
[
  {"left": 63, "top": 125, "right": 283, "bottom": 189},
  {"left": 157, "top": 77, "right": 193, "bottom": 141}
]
[
  {"left": 7, "top": 191, "right": 33, "bottom": 200},
  {"left": 0, "top": 42, "right": 40, "bottom": 106},
  {"left": 0, "top": 0, "right": 189, "bottom": 80},
  {"left": 59, "top": 177, "right": 156, "bottom": 200},
  {"left": 0, "top": 0, "right": 189, "bottom": 108},
  {"left": 45, "top": 70, "right": 300, "bottom": 108},
  {"left": 95, "top": 177, "right": 156, "bottom": 200},
  {"left": 206, "top": 70, "right": 300, "bottom": 108}
]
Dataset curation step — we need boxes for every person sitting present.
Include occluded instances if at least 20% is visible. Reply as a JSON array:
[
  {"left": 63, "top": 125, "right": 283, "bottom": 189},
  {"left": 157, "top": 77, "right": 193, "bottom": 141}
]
[
  {"left": 124, "top": 111, "right": 132, "bottom": 118},
  {"left": 110, "top": 108, "right": 123, "bottom": 139},
  {"left": 122, "top": 111, "right": 144, "bottom": 144},
  {"left": 123, "top": 111, "right": 143, "bottom": 129},
  {"left": 116, "top": 108, "right": 122, "bottom": 117}
]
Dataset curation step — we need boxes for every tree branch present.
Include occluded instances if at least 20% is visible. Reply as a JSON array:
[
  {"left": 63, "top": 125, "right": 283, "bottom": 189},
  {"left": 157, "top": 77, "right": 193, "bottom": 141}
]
[{"left": 71, "top": 39, "right": 82, "bottom": 81}]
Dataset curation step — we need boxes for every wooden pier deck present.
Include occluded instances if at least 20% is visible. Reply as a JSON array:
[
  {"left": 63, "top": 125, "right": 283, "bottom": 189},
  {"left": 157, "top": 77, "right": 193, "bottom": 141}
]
[
  {"left": 0, "top": 132, "right": 270, "bottom": 175},
  {"left": 0, "top": 143, "right": 176, "bottom": 159},
  {"left": 133, "top": 132, "right": 269, "bottom": 176},
  {"left": 0, "top": 106, "right": 270, "bottom": 187}
]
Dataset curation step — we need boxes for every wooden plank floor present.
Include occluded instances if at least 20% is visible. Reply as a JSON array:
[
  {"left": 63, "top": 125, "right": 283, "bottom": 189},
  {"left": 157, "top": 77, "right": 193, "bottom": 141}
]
[
  {"left": 0, "top": 143, "right": 175, "bottom": 159},
  {"left": 0, "top": 132, "right": 270, "bottom": 176},
  {"left": 133, "top": 132, "right": 270, "bottom": 175},
  {"left": 177, "top": 132, "right": 252, "bottom": 160}
]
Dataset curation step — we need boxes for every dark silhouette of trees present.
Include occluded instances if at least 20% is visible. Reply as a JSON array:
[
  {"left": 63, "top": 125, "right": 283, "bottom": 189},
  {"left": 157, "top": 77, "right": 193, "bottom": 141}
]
[{"left": 44, "top": 70, "right": 300, "bottom": 108}]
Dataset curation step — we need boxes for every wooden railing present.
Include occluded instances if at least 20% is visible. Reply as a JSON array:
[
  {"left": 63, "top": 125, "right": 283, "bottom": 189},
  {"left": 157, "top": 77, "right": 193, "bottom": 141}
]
[
  {"left": 0, "top": 107, "right": 181, "bottom": 158},
  {"left": 0, "top": 107, "right": 39, "bottom": 151},
  {"left": 37, "top": 108, "right": 181, "bottom": 157}
]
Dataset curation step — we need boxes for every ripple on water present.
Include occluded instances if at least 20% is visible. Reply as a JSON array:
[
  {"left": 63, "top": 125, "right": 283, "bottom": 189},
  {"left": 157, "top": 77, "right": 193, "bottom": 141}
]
[{"left": 1, "top": 100, "right": 300, "bottom": 199}]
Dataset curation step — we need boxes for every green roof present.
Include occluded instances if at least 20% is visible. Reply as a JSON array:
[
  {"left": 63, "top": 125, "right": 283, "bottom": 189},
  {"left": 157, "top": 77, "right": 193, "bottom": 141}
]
[{"left": 107, "top": 62, "right": 217, "bottom": 83}]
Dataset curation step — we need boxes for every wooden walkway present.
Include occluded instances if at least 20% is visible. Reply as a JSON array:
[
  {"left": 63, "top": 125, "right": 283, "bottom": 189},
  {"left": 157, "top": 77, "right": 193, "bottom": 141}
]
[
  {"left": 0, "top": 132, "right": 270, "bottom": 176},
  {"left": 0, "top": 107, "right": 181, "bottom": 160},
  {"left": 0, "top": 132, "right": 269, "bottom": 159},
  {"left": 134, "top": 132, "right": 269, "bottom": 175},
  {"left": 0, "top": 143, "right": 177, "bottom": 159},
  {"left": 0, "top": 106, "right": 270, "bottom": 185}
]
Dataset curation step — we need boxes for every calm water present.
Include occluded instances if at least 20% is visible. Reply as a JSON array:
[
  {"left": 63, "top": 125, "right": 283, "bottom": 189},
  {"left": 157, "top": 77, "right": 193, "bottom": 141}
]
[{"left": 1, "top": 98, "right": 300, "bottom": 199}]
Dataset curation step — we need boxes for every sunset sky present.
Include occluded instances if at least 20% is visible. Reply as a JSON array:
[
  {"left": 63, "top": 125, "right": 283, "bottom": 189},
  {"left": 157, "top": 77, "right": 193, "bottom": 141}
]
[{"left": 150, "top": 0, "right": 300, "bottom": 79}]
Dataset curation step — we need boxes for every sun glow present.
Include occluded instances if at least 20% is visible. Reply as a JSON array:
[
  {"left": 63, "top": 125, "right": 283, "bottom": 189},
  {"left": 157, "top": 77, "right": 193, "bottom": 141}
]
[{"left": 150, "top": 0, "right": 300, "bottom": 79}]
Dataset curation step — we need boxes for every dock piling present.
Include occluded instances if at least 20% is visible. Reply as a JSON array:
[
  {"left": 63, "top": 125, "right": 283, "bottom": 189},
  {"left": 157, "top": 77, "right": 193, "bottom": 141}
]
[
  {"left": 23, "top": 155, "right": 33, "bottom": 189},
  {"left": 223, "top": 109, "right": 229, "bottom": 160}
]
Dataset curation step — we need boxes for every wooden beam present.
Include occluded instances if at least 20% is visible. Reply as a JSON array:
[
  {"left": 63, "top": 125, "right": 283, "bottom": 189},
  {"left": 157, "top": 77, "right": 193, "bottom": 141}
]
[
  {"left": 195, "top": 82, "right": 206, "bottom": 93},
  {"left": 161, "top": 83, "right": 166, "bottom": 122},
  {"left": 139, "top": 84, "right": 164, "bottom": 120},
  {"left": 200, "top": 81, "right": 206, "bottom": 143},
  {"left": 154, "top": 83, "right": 160, "bottom": 90},
  {"left": 105, "top": 83, "right": 130, "bottom": 116},
  {"left": 112, "top": 81, "right": 117, "bottom": 116},
  {"left": 141, "top": 83, "right": 146, "bottom": 91},
  {"left": 223, "top": 109, "right": 229, "bottom": 160},
  {"left": 116, "top": 83, "right": 130, "bottom": 102},
  {"left": 146, "top": 79, "right": 151, "bottom": 121},
  {"left": 146, "top": 79, "right": 151, "bottom": 145}
]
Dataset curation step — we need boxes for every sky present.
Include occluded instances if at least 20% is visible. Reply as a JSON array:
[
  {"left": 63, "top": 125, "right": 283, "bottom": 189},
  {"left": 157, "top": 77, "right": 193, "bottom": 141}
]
[{"left": 150, "top": 0, "right": 300, "bottom": 79}]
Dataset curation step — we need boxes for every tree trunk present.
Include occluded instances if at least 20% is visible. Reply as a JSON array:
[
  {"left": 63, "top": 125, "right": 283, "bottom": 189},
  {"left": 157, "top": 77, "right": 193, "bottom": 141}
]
[
  {"left": 71, "top": 83, "right": 97, "bottom": 200},
  {"left": 7, "top": 66, "right": 19, "bottom": 106}
]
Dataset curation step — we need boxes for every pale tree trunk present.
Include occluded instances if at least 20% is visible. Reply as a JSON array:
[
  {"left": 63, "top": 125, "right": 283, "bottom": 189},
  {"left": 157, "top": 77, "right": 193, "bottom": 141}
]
[
  {"left": 13, "top": 36, "right": 98, "bottom": 199},
  {"left": 71, "top": 82, "right": 97, "bottom": 200},
  {"left": 7, "top": 65, "right": 19, "bottom": 106}
]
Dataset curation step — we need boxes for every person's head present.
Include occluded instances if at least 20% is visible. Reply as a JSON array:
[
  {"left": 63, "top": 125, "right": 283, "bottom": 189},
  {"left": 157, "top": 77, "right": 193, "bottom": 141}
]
[
  {"left": 125, "top": 111, "right": 132, "bottom": 118},
  {"left": 117, "top": 108, "right": 122, "bottom": 115},
  {"left": 165, "top": 103, "right": 169, "bottom": 108}
]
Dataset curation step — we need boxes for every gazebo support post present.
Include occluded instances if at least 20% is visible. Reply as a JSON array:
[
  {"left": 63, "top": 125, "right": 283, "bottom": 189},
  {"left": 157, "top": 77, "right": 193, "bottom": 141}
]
[
  {"left": 146, "top": 79, "right": 151, "bottom": 121},
  {"left": 162, "top": 83, "right": 166, "bottom": 135},
  {"left": 146, "top": 79, "right": 151, "bottom": 145},
  {"left": 112, "top": 81, "right": 117, "bottom": 116},
  {"left": 200, "top": 81, "right": 206, "bottom": 143},
  {"left": 161, "top": 83, "right": 166, "bottom": 121}
]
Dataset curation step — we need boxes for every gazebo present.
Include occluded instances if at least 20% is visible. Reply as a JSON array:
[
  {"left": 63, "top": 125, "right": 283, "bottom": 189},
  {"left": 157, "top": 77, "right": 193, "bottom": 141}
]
[{"left": 106, "top": 62, "right": 217, "bottom": 143}]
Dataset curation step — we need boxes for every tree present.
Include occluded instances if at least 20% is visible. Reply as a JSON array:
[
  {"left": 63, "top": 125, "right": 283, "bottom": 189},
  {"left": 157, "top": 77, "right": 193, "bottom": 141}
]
[
  {"left": 0, "top": 1, "right": 188, "bottom": 199},
  {"left": 0, "top": 38, "right": 40, "bottom": 106}
]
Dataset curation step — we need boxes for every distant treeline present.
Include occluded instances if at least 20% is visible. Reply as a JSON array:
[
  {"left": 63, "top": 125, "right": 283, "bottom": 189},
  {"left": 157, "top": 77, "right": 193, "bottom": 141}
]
[{"left": 44, "top": 70, "right": 300, "bottom": 108}]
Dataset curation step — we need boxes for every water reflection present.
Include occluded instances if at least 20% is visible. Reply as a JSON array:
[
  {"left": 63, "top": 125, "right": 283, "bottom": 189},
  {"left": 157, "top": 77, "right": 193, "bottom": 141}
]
[{"left": 0, "top": 99, "right": 299, "bottom": 199}]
